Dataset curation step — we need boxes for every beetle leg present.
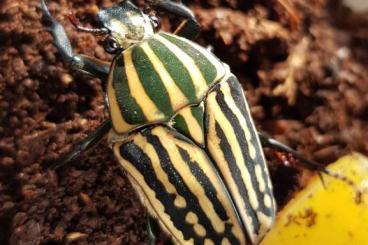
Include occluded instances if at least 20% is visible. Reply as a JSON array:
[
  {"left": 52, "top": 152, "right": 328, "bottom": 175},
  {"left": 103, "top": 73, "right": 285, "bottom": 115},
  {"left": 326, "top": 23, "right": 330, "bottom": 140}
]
[
  {"left": 146, "top": 215, "right": 159, "bottom": 245},
  {"left": 152, "top": 0, "right": 200, "bottom": 40},
  {"left": 258, "top": 132, "right": 356, "bottom": 187},
  {"left": 257, "top": 132, "right": 328, "bottom": 172},
  {"left": 52, "top": 120, "right": 112, "bottom": 169},
  {"left": 40, "top": 0, "right": 110, "bottom": 80}
]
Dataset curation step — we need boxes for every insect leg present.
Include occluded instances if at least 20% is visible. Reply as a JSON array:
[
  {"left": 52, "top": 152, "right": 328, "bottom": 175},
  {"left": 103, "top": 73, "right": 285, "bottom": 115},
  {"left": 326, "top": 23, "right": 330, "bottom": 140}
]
[
  {"left": 152, "top": 0, "right": 200, "bottom": 40},
  {"left": 257, "top": 132, "right": 328, "bottom": 172},
  {"left": 40, "top": 0, "right": 110, "bottom": 80},
  {"left": 146, "top": 215, "right": 158, "bottom": 245},
  {"left": 258, "top": 132, "right": 357, "bottom": 187},
  {"left": 52, "top": 120, "right": 112, "bottom": 169}
]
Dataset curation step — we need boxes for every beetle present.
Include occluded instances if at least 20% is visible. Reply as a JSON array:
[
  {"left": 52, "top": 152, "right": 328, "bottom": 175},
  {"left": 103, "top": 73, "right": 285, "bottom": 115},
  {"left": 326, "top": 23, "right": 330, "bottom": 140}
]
[{"left": 40, "top": 1, "right": 333, "bottom": 244}]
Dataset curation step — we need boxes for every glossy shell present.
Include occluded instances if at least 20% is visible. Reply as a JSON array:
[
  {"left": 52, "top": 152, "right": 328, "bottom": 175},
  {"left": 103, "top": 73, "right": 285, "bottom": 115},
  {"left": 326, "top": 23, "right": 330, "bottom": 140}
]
[{"left": 107, "top": 32, "right": 226, "bottom": 134}]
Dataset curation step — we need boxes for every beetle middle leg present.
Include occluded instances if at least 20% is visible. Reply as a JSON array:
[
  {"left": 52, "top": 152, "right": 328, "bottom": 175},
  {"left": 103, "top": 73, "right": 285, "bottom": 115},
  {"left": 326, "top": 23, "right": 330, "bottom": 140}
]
[
  {"left": 40, "top": 0, "right": 110, "bottom": 80},
  {"left": 151, "top": 0, "right": 201, "bottom": 40},
  {"left": 51, "top": 120, "right": 112, "bottom": 169}
]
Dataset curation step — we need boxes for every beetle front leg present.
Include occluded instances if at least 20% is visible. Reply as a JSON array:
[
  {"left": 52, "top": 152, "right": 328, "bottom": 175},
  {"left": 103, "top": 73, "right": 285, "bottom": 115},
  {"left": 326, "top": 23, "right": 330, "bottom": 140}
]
[
  {"left": 152, "top": 0, "right": 200, "bottom": 40},
  {"left": 40, "top": 0, "right": 110, "bottom": 80}
]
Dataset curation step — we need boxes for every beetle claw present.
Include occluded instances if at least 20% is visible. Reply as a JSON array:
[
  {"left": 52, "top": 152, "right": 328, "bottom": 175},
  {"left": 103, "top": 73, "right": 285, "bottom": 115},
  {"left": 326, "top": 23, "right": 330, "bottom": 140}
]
[{"left": 40, "top": 0, "right": 74, "bottom": 62}]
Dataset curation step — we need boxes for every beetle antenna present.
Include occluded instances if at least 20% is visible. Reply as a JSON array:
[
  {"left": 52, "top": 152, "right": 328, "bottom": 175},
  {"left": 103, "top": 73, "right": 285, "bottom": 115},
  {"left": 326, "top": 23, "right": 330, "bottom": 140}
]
[{"left": 68, "top": 13, "right": 108, "bottom": 35}]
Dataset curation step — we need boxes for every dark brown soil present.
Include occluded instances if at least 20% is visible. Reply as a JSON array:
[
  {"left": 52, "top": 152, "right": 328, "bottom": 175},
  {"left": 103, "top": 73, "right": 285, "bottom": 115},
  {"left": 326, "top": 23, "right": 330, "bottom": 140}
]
[{"left": 0, "top": 0, "right": 367, "bottom": 244}]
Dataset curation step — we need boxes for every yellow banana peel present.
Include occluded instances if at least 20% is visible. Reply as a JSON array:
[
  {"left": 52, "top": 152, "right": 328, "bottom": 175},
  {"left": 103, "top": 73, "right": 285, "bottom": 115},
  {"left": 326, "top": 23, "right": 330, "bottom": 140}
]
[{"left": 261, "top": 153, "right": 368, "bottom": 245}]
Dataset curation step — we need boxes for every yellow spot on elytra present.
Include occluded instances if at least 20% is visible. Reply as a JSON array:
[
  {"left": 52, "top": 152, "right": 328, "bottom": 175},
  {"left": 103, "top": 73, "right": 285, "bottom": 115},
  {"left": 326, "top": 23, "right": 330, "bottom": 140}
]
[
  {"left": 221, "top": 238, "right": 231, "bottom": 245},
  {"left": 256, "top": 211, "right": 273, "bottom": 243},
  {"left": 185, "top": 212, "right": 198, "bottom": 224},
  {"left": 194, "top": 224, "right": 206, "bottom": 237},
  {"left": 204, "top": 239, "right": 215, "bottom": 245},
  {"left": 264, "top": 194, "right": 272, "bottom": 209},
  {"left": 255, "top": 164, "right": 266, "bottom": 192},
  {"left": 174, "top": 196, "right": 187, "bottom": 208},
  {"left": 185, "top": 212, "right": 206, "bottom": 237}
]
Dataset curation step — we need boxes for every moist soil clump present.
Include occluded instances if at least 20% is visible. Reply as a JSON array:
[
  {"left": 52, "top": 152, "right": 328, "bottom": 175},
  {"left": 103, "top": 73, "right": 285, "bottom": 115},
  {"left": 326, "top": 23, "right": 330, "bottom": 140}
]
[{"left": 0, "top": 0, "right": 367, "bottom": 244}]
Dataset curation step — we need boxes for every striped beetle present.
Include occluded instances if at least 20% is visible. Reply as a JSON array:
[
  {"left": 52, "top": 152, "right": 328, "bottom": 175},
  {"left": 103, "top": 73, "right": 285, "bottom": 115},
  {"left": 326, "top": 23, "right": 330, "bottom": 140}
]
[{"left": 40, "top": 1, "right": 330, "bottom": 244}]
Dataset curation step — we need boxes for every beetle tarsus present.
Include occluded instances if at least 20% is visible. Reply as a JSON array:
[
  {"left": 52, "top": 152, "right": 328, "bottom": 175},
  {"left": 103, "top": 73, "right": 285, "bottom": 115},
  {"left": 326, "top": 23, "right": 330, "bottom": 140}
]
[
  {"left": 40, "top": 0, "right": 110, "bottom": 79},
  {"left": 40, "top": 0, "right": 74, "bottom": 62}
]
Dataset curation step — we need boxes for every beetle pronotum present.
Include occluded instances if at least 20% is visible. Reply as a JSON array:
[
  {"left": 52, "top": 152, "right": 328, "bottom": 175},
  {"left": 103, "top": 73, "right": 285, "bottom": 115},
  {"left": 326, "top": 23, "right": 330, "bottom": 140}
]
[{"left": 40, "top": 1, "right": 335, "bottom": 244}]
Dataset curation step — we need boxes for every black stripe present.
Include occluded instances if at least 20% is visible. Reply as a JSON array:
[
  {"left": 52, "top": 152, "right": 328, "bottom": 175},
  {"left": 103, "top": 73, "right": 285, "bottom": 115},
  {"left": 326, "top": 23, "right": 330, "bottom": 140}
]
[
  {"left": 146, "top": 131, "right": 233, "bottom": 244},
  {"left": 177, "top": 147, "right": 229, "bottom": 220},
  {"left": 228, "top": 77, "right": 275, "bottom": 210},
  {"left": 215, "top": 86, "right": 273, "bottom": 217},
  {"left": 177, "top": 146, "right": 241, "bottom": 245},
  {"left": 214, "top": 121, "right": 260, "bottom": 234},
  {"left": 120, "top": 139, "right": 196, "bottom": 241}
]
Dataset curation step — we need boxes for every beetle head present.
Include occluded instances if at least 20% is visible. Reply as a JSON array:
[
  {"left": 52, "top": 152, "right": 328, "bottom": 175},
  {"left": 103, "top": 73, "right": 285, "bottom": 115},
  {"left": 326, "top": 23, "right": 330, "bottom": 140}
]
[
  {"left": 70, "top": 0, "right": 160, "bottom": 54},
  {"left": 98, "top": 1, "right": 160, "bottom": 52}
]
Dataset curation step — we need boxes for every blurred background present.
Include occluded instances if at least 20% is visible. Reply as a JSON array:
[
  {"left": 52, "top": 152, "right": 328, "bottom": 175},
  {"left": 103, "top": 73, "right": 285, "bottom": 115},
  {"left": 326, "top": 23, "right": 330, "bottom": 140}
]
[{"left": 0, "top": 0, "right": 367, "bottom": 244}]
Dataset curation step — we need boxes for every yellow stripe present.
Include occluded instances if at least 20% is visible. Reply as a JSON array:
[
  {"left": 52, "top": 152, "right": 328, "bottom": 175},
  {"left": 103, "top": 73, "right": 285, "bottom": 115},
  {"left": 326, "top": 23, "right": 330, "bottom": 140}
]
[
  {"left": 220, "top": 81, "right": 257, "bottom": 162},
  {"left": 220, "top": 81, "right": 275, "bottom": 239},
  {"left": 210, "top": 91, "right": 260, "bottom": 210},
  {"left": 107, "top": 58, "right": 138, "bottom": 133},
  {"left": 206, "top": 86, "right": 258, "bottom": 243},
  {"left": 178, "top": 107, "right": 204, "bottom": 146},
  {"left": 124, "top": 49, "right": 164, "bottom": 121},
  {"left": 220, "top": 76, "right": 275, "bottom": 214},
  {"left": 140, "top": 43, "right": 189, "bottom": 110},
  {"left": 174, "top": 138, "right": 245, "bottom": 243},
  {"left": 114, "top": 126, "right": 245, "bottom": 244},
  {"left": 235, "top": 79, "right": 274, "bottom": 196},
  {"left": 157, "top": 126, "right": 245, "bottom": 243},
  {"left": 154, "top": 35, "right": 209, "bottom": 99},
  {"left": 152, "top": 127, "right": 226, "bottom": 234},
  {"left": 133, "top": 133, "right": 187, "bottom": 209},
  {"left": 113, "top": 142, "right": 191, "bottom": 245},
  {"left": 178, "top": 36, "right": 226, "bottom": 81}
]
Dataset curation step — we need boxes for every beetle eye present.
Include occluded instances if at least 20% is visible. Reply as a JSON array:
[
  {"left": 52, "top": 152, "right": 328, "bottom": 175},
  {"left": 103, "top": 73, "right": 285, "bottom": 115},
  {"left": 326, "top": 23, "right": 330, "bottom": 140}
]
[
  {"left": 103, "top": 37, "right": 121, "bottom": 54},
  {"left": 149, "top": 15, "right": 161, "bottom": 31}
]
